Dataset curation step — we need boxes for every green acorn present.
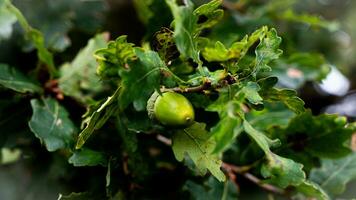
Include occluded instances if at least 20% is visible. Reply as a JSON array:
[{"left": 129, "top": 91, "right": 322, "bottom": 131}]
[{"left": 147, "top": 91, "right": 195, "bottom": 127}]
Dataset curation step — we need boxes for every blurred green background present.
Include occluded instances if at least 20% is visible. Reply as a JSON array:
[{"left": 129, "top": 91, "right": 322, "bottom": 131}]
[{"left": 0, "top": 0, "right": 355, "bottom": 199}]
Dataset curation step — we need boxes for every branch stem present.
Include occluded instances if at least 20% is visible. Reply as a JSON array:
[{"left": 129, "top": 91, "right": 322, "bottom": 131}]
[{"left": 242, "top": 173, "right": 285, "bottom": 195}]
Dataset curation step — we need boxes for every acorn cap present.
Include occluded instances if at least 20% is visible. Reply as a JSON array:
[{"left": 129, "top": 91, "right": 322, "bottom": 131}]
[{"left": 147, "top": 91, "right": 160, "bottom": 120}]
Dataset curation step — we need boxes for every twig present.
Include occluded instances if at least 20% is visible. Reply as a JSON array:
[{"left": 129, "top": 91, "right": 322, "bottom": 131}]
[
  {"left": 223, "top": 162, "right": 285, "bottom": 196},
  {"left": 156, "top": 134, "right": 172, "bottom": 146},
  {"left": 160, "top": 74, "right": 236, "bottom": 93},
  {"left": 222, "top": 162, "right": 240, "bottom": 192},
  {"left": 221, "top": 0, "right": 246, "bottom": 12},
  {"left": 222, "top": 162, "right": 252, "bottom": 174},
  {"left": 161, "top": 83, "right": 209, "bottom": 93},
  {"left": 243, "top": 172, "right": 285, "bottom": 195}
]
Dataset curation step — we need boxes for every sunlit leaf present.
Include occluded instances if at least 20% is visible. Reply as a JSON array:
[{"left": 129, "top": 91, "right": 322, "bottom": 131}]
[
  {"left": 172, "top": 122, "right": 226, "bottom": 182},
  {"left": 76, "top": 88, "right": 120, "bottom": 149}
]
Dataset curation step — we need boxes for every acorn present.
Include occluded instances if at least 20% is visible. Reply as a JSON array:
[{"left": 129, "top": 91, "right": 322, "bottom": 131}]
[{"left": 147, "top": 91, "right": 195, "bottom": 127}]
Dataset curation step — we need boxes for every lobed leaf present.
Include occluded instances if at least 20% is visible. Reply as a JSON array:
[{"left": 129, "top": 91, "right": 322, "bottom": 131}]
[
  {"left": 193, "top": 0, "right": 223, "bottom": 33},
  {"left": 259, "top": 77, "right": 305, "bottom": 114},
  {"left": 310, "top": 152, "right": 356, "bottom": 195},
  {"left": 29, "top": 98, "right": 76, "bottom": 152},
  {"left": 202, "top": 26, "right": 266, "bottom": 63},
  {"left": 172, "top": 122, "right": 226, "bottom": 182},
  {"left": 94, "top": 35, "right": 136, "bottom": 79},
  {"left": 255, "top": 28, "right": 283, "bottom": 74},
  {"left": 271, "top": 111, "right": 354, "bottom": 160},
  {"left": 261, "top": 153, "right": 306, "bottom": 188},
  {"left": 118, "top": 48, "right": 163, "bottom": 111},
  {"left": 165, "top": 0, "right": 200, "bottom": 63},
  {"left": 243, "top": 120, "right": 280, "bottom": 153}
]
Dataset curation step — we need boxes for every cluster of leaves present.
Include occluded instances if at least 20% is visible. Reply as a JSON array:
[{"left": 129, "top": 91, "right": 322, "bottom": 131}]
[{"left": 0, "top": 0, "right": 355, "bottom": 199}]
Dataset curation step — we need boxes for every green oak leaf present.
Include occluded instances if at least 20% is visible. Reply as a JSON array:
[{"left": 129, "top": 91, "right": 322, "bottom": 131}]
[
  {"left": 95, "top": 37, "right": 164, "bottom": 111},
  {"left": 172, "top": 122, "right": 226, "bottom": 182},
  {"left": 259, "top": 76, "right": 305, "bottom": 114},
  {"left": 243, "top": 120, "right": 280, "bottom": 153},
  {"left": 243, "top": 120, "right": 308, "bottom": 189},
  {"left": 206, "top": 84, "right": 239, "bottom": 113},
  {"left": 193, "top": 0, "right": 223, "bottom": 33},
  {"left": 310, "top": 152, "right": 356, "bottom": 195},
  {"left": 206, "top": 85, "right": 245, "bottom": 153},
  {"left": 255, "top": 28, "right": 283, "bottom": 74},
  {"left": 165, "top": 0, "right": 200, "bottom": 63},
  {"left": 118, "top": 48, "right": 163, "bottom": 111},
  {"left": 76, "top": 88, "right": 120, "bottom": 149},
  {"left": 209, "top": 102, "right": 243, "bottom": 153},
  {"left": 295, "top": 180, "right": 330, "bottom": 200},
  {"left": 94, "top": 35, "right": 136, "bottom": 79},
  {"left": 68, "top": 148, "right": 107, "bottom": 167},
  {"left": 59, "top": 33, "right": 108, "bottom": 103},
  {"left": 165, "top": 0, "right": 223, "bottom": 64},
  {"left": 261, "top": 153, "right": 306, "bottom": 188},
  {"left": 246, "top": 106, "right": 295, "bottom": 132},
  {"left": 29, "top": 98, "right": 76, "bottom": 152},
  {"left": 202, "top": 26, "right": 266, "bottom": 62},
  {"left": 265, "top": 88, "right": 305, "bottom": 114},
  {"left": 206, "top": 81, "right": 271, "bottom": 153},
  {"left": 0, "top": 64, "right": 42, "bottom": 93},
  {"left": 202, "top": 41, "right": 230, "bottom": 62},
  {"left": 271, "top": 111, "right": 354, "bottom": 160},
  {"left": 4, "top": 0, "right": 56, "bottom": 76},
  {"left": 241, "top": 82, "right": 263, "bottom": 105}
]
